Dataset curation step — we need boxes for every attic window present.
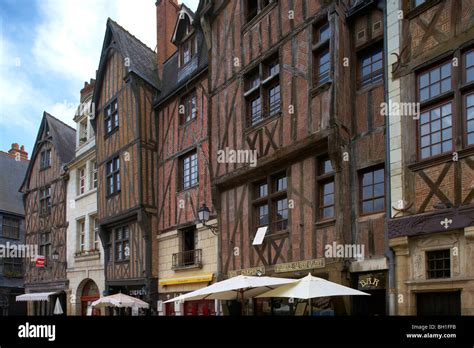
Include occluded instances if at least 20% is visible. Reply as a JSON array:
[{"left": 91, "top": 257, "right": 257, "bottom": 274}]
[
  {"left": 180, "top": 35, "right": 196, "bottom": 67},
  {"left": 245, "top": 0, "right": 276, "bottom": 23}
]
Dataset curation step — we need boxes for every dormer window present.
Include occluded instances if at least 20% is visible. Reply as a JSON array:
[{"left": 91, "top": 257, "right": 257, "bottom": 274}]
[
  {"left": 79, "top": 119, "right": 88, "bottom": 145},
  {"left": 180, "top": 35, "right": 196, "bottom": 67}
]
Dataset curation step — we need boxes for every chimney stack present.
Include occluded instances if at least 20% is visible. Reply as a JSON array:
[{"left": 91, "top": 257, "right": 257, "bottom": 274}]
[
  {"left": 7, "top": 143, "right": 28, "bottom": 161},
  {"left": 156, "top": 0, "right": 179, "bottom": 77},
  {"left": 80, "top": 78, "right": 96, "bottom": 102}
]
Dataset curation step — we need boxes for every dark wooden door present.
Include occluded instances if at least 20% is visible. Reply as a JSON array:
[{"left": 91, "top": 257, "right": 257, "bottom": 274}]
[{"left": 417, "top": 291, "right": 461, "bottom": 315}]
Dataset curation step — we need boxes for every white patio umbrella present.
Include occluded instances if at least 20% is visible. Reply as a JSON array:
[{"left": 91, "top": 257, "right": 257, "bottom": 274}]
[
  {"left": 256, "top": 273, "right": 370, "bottom": 315},
  {"left": 91, "top": 292, "right": 150, "bottom": 310},
  {"left": 164, "top": 275, "right": 296, "bottom": 315},
  {"left": 53, "top": 298, "right": 63, "bottom": 315}
]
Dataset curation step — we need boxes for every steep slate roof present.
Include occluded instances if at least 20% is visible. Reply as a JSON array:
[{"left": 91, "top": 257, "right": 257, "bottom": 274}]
[
  {"left": 156, "top": 6, "right": 208, "bottom": 105},
  {"left": 93, "top": 18, "right": 160, "bottom": 106},
  {"left": 19, "top": 112, "right": 76, "bottom": 192},
  {"left": 0, "top": 154, "right": 28, "bottom": 215}
]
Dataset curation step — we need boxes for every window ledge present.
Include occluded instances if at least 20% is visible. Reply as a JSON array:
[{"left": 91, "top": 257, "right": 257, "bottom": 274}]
[
  {"left": 244, "top": 111, "right": 282, "bottom": 134},
  {"left": 76, "top": 188, "right": 97, "bottom": 201},
  {"left": 315, "top": 218, "right": 336, "bottom": 228},
  {"left": 106, "top": 190, "right": 121, "bottom": 199},
  {"left": 311, "top": 80, "right": 332, "bottom": 97},
  {"left": 173, "top": 263, "right": 203, "bottom": 271},
  {"left": 405, "top": 0, "right": 443, "bottom": 20},
  {"left": 405, "top": 276, "right": 470, "bottom": 286},
  {"left": 74, "top": 251, "right": 101, "bottom": 261},
  {"left": 356, "top": 80, "right": 383, "bottom": 94},
  {"left": 241, "top": 2, "right": 278, "bottom": 34},
  {"left": 409, "top": 147, "right": 474, "bottom": 171},
  {"left": 104, "top": 127, "right": 119, "bottom": 140},
  {"left": 179, "top": 117, "right": 198, "bottom": 128},
  {"left": 177, "top": 183, "right": 199, "bottom": 194}
]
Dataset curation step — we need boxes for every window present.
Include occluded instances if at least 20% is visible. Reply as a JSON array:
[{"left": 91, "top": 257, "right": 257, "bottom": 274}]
[
  {"left": 79, "top": 119, "right": 88, "bottom": 145},
  {"left": 180, "top": 36, "right": 196, "bottom": 67},
  {"left": 180, "top": 90, "right": 197, "bottom": 124},
  {"left": 114, "top": 226, "right": 130, "bottom": 262},
  {"left": 104, "top": 100, "right": 119, "bottom": 135},
  {"left": 91, "top": 216, "right": 99, "bottom": 250},
  {"left": 78, "top": 166, "right": 86, "bottom": 195},
  {"left": 39, "top": 186, "right": 51, "bottom": 215},
  {"left": 39, "top": 231, "right": 51, "bottom": 264},
  {"left": 313, "top": 21, "right": 331, "bottom": 86},
  {"left": 317, "top": 157, "right": 335, "bottom": 220},
  {"left": 180, "top": 150, "right": 198, "bottom": 190},
  {"left": 3, "top": 258, "right": 22, "bottom": 276},
  {"left": 245, "top": 56, "right": 281, "bottom": 126},
  {"left": 466, "top": 93, "right": 474, "bottom": 146},
  {"left": 413, "top": 0, "right": 426, "bottom": 7},
  {"left": 245, "top": 0, "right": 276, "bottom": 22},
  {"left": 359, "top": 46, "right": 383, "bottom": 88},
  {"left": 253, "top": 173, "right": 288, "bottom": 233},
  {"left": 78, "top": 219, "right": 85, "bottom": 252},
  {"left": 360, "top": 167, "right": 385, "bottom": 215},
  {"left": 40, "top": 149, "right": 51, "bottom": 169},
  {"left": 427, "top": 249, "right": 450, "bottom": 279},
  {"left": 466, "top": 51, "right": 474, "bottom": 83},
  {"left": 2, "top": 217, "right": 20, "bottom": 239},
  {"left": 419, "top": 62, "right": 451, "bottom": 102},
  {"left": 420, "top": 102, "right": 453, "bottom": 159},
  {"left": 91, "top": 161, "right": 98, "bottom": 189},
  {"left": 106, "top": 157, "right": 120, "bottom": 196}
]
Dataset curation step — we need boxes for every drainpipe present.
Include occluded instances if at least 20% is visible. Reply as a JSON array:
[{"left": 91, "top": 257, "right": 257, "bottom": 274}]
[{"left": 382, "top": 0, "right": 397, "bottom": 316}]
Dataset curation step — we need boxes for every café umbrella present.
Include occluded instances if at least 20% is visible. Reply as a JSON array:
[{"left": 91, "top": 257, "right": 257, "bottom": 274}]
[
  {"left": 164, "top": 275, "right": 296, "bottom": 315},
  {"left": 256, "top": 273, "right": 370, "bottom": 315},
  {"left": 91, "top": 292, "right": 150, "bottom": 310}
]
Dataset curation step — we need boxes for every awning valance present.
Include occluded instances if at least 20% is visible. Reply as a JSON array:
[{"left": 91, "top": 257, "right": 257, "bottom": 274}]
[
  {"left": 16, "top": 292, "right": 58, "bottom": 302},
  {"left": 159, "top": 273, "right": 213, "bottom": 286}
]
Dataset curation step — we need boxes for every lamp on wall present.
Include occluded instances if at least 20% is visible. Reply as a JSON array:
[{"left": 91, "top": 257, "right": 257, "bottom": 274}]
[
  {"left": 198, "top": 203, "right": 218, "bottom": 235},
  {"left": 51, "top": 250, "right": 59, "bottom": 261}
]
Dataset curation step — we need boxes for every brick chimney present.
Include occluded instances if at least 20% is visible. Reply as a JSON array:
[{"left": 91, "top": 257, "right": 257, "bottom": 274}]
[
  {"left": 80, "top": 78, "right": 96, "bottom": 102},
  {"left": 7, "top": 143, "right": 28, "bottom": 161},
  {"left": 156, "top": 0, "right": 179, "bottom": 77}
]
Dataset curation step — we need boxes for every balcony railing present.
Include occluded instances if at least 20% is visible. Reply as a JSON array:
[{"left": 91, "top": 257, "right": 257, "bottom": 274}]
[{"left": 172, "top": 249, "right": 202, "bottom": 270}]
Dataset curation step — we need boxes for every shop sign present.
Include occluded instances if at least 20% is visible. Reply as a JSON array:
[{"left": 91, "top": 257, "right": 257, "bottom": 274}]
[
  {"left": 358, "top": 273, "right": 386, "bottom": 290},
  {"left": 274, "top": 258, "right": 325, "bottom": 273},
  {"left": 129, "top": 288, "right": 146, "bottom": 296},
  {"left": 228, "top": 266, "right": 265, "bottom": 278}
]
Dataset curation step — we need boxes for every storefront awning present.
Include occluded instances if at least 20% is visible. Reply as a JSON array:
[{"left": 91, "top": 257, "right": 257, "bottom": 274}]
[
  {"left": 16, "top": 292, "right": 58, "bottom": 302},
  {"left": 159, "top": 273, "right": 213, "bottom": 286}
]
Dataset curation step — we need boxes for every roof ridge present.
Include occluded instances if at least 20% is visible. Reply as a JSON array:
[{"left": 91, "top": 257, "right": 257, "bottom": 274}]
[
  {"left": 107, "top": 17, "right": 156, "bottom": 55},
  {"left": 44, "top": 112, "right": 76, "bottom": 132}
]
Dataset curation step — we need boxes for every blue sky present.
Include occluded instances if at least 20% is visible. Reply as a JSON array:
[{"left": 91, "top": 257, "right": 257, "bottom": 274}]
[{"left": 0, "top": 0, "right": 199, "bottom": 155}]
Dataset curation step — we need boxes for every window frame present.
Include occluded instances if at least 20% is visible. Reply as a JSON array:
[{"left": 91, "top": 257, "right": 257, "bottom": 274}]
[
  {"left": 39, "top": 185, "right": 52, "bottom": 216},
  {"left": 39, "top": 231, "right": 51, "bottom": 266},
  {"left": 252, "top": 172, "right": 289, "bottom": 234},
  {"left": 40, "top": 149, "right": 51, "bottom": 170},
  {"left": 104, "top": 99, "right": 119, "bottom": 136},
  {"left": 426, "top": 249, "right": 451, "bottom": 279},
  {"left": 359, "top": 166, "right": 385, "bottom": 216},
  {"left": 1, "top": 217, "right": 20, "bottom": 240},
  {"left": 78, "top": 166, "right": 86, "bottom": 195},
  {"left": 179, "top": 150, "right": 199, "bottom": 191},
  {"left": 245, "top": 55, "right": 281, "bottom": 127},
  {"left": 114, "top": 226, "right": 130, "bottom": 262},
  {"left": 91, "top": 160, "right": 98, "bottom": 190},
  {"left": 316, "top": 157, "right": 335, "bottom": 221},
  {"left": 78, "top": 219, "right": 86, "bottom": 253},
  {"left": 106, "top": 156, "right": 121, "bottom": 197},
  {"left": 312, "top": 20, "right": 331, "bottom": 87},
  {"left": 245, "top": 0, "right": 277, "bottom": 24},
  {"left": 179, "top": 90, "right": 198, "bottom": 125},
  {"left": 357, "top": 44, "right": 384, "bottom": 89},
  {"left": 179, "top": 34, "right": 196, "bottom": 68},
  {"left": 3, "top": 257, "right": 22, "bottom": 276}
]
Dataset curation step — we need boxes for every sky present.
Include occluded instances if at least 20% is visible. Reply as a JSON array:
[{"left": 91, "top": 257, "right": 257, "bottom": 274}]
[{"left": 0, "top": 0, "right": 199, "bottom": 155}]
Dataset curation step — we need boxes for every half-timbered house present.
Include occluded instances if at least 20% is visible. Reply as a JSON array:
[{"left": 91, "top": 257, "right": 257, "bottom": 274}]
[
  {"left": 92, "top": 19, "right": 160, "bottom": 312},
  {"left": 387, "top": 0, "right": 474, "bottom": 315},
  {"left": 200, "top": 0, "right": 388, "bottom": 315},
  {"left": 19, "top": 112, "right": 75, "bottom": 315},
  {"left": 154, "top": 1, "right": 217, "bottom": 316}
]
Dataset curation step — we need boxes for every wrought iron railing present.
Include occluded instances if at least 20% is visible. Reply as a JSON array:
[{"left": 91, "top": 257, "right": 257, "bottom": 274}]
[{"left": 172, "top": 249, "right": 202, "bottom": 269}]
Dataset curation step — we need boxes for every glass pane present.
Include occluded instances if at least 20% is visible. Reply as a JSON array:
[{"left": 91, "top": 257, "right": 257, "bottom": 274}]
[
  {"left": 441, "top": 78, "right": 450, "bottom": 93},
  {"left": 430, "top": 83, "right": 440, "bottom": 97},
  {"left": 362, "top": 186, "right": 372, "bottom": 199},
  {"left": 442, "top": 128, "right": 452, "bottom": 140},
  {"left": 324, "top": 181, "right": 334, "bottom": 194},
  {"left": 441, "top": 103, "right": 451, "bottom": 116},
  {"left": 468, "top": 133, "right": 474, "bottom": 145},
  {"left": 467, "top": 94, "right": 474, "bottom": 108},
  {"left": 362, "top": 172, "right": 373, "bottom": 186},
  {"left": 431, "top": 143, "right": 441, "bottom": 156},
  {"left": 362, "top": 201, "right": 372, "bottom": 214},
  {"left": 441, "top": 63, "right": 451, "bottom": 79},
  {"left": 442, "top": 141, "right": 452, "bottom": 153},
  {"left": 374, "top": 169, "right": 384, "bottom": 183},
  {"left": 420, "top": 88, "right": 429, "bottom": 102},
  {"left": 420, "top": 111, "right": 430, "bottom": 124},
  {"left": 442, "top": 116, "right": 452, "bottom": 128},
  {"left": 431, "top": 119, "right": 441, "bottom": 132},
  {"left": 421, "top": 147, "right": 430, "bottom": 159},
  {"left": 420, "top": 73, "right": 429, "bottom": 88},
  {"left": 374, "top": 198, "right": 384, "bottom": 211},
  {"left": 467, "top": 67, "right": 474, "bottom": 83},
  {"left": 374, "top": 183, "right": 384, "bottom": 196},
  {"left": 468, "top": 120, "right": 474, "bottom": 133},
  {"left": 431, "top": 131, "right": 441, "bottom": 144},
  {"left": 466, "top": 52, "right": 474, "bottom": 67},
  {"left": 420, "top": 124, "right": 430, "bottom": 136},
  {"left": 430, "top": 68, "right": 440, "bottom": 83},
  {"left": 431, "top": 107, "right": 441, "bottom": 120},
  {"left": 323, "top": 194, "right": 334, "bottom": 206},
  {"left": 323, "top": 207, "right": 334, "bottom": 218}
]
